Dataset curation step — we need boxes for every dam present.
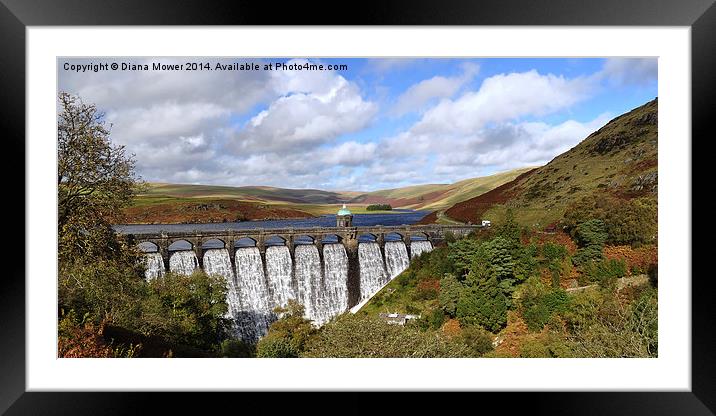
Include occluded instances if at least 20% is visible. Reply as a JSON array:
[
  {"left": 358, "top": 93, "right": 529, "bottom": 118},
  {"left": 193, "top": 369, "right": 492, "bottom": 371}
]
[{"left": 121, "top": 208, "right": 483, "bottom": 342}]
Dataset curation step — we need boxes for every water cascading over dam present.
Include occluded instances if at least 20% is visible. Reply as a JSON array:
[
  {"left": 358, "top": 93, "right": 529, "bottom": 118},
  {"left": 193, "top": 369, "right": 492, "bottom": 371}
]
[
  {"left": 294, "top": 244, "right": 324, "bottom": 325},
  {"left": 321, "top": 244, "right": 349, "bottom": 325},
  {"left": 384, "top": 241, "right": 409, "bottom": 279},
  {"left": 169, "top": 250, "right": 199, "bottom": 275},
  {"left": 265, "top": 245, "right": 295, "bottom": 310},
  {"left": 143, "top": 252, "right": 165, "bottom": 280},
  {"left": 410, "top": 240, "right": 433, "bottom": 258},
  {"left": 234, "top": 247, "right": 273, "bottom": 342},
  {"left": 358, "top": 242, "right": 388, "bottom": 301},
  {"left": 203, "top": 248, "right": 243, "bottom": 331}
]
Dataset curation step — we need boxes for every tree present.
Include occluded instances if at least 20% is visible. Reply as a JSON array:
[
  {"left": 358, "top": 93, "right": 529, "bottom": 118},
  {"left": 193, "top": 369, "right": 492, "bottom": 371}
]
[
  {"left": 256, "top": 300, "right": 315, "bottom": 357},
  {"left": 58, "top": 92, "right": 142, "bottom": 262},
  {"left": 496, "top": 208, "right": 521, "bottom": 247},
  {"left": 439, "top": 274, "right": 461, "bottom": 317},
  {"left": 572, "top": 219, "right": 608, "bottom": 266},
  {"left": 456, "top": 276, "right": 508, "bottom": 332}
]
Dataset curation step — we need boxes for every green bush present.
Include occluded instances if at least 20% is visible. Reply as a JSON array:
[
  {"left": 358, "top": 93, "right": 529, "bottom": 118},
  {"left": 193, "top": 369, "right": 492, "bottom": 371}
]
[
  {"left": 138, "top": 271, "right": 231, "bottom": 351},
  {"left": 519, "top": 335, "right": 574, "bottom": 358},
  {"left": 563, "top": 194, "right": 657, "bottom": 247},
  {"left": 302, "top": 313, "right": 471, "bottom": 358},
  {"left": 429, "top": 308, "right": 446, "bottom": 330},
  {"left": 518, "top": 277, "right": 569, "bottom": 332},
  {"left": 256, "top": 335, "right": 297, "bottom": 358},
  {"left": 220, "top": 339, "right": 256, "bottom": 358},
  {"left": 574, "top": 219, "right": 608, "bottom": 248},
  {"left": 568, "top": 287, "right": 658, "bottom": 357},
  {"left": 572, "top": 245, "right": 604, "bottom": 268},
  {"left": 458, "top": 325, "right": 494, "bottom": 357},
  {"left": 257, "top": 300, "right": 316, "bottom": 357},
  {"left": 456, "top": 278, "right": 508, "bottom": 332},
  {"left": 59, "top": 260, "right": 231, "bottom": 353},
  {"left": 583, "top": 259, "right": 627, "bottom": 288},
  {"left": 519, "top": 339, "right": 551, "bottom": 358}
]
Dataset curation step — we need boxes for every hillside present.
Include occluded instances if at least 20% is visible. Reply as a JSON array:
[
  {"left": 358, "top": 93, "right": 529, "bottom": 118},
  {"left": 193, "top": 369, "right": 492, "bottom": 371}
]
[
  {"left": 421, "top": 98, "right": 658, "bottom": 228},
  {"left": 123, "top": 199, "right": 314, "bottom": 224},
  {"left": 138, "top": 183, "right": 356, "bottom": 205},
  {"left": 350, "top": 167, "right": 534, "bottom": 210}
]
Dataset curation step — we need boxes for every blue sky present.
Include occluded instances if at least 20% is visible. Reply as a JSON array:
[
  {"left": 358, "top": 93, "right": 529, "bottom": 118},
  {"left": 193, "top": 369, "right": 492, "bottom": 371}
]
[{"left": 58, "top": 57, "right": 657, "bottom": 191}]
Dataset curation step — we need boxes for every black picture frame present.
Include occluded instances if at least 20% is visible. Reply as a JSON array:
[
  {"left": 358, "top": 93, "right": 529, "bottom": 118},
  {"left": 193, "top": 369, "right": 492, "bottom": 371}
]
[{"left": 2, "top": 0, "right": 710, "bottom": 413}]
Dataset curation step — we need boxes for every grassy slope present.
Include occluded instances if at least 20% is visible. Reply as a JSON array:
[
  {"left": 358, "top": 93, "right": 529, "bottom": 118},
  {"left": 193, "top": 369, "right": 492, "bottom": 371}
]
[
  {"left": 349, "top": 167, "right": 534, "bottom": 210},
  {"left": 425, "top": 98, "right": 658, "bottom": 228}
]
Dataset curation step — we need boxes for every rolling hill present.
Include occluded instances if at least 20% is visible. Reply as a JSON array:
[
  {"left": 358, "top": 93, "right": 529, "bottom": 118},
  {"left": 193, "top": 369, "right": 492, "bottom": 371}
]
[
  {"left": 349, "top": 168, "right": 535, "bottom": 211},
  {"left": 420, "top": 98, "right": 658, "bottom": 228}
]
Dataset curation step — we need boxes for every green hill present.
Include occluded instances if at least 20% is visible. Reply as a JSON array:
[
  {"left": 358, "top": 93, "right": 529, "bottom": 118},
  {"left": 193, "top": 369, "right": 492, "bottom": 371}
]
[{"left": 349, "top": 167, "right": 534, "bottom": 210}]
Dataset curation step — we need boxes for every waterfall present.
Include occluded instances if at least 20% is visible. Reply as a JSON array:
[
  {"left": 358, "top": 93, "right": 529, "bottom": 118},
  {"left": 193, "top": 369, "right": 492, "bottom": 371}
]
[
  {"left": 294, "top": 244, "right": 323, "bottom": 324},
  {"left": 169, "top": 250, "right": 198, "bottom": 275},
  {"left": 384, "top": 241, "right": 410, "bottom": 279},
  {"left": 410, "top": 240, "right": 433, "bottom": 258},
  {"left": 234, "top": 247, "right": 273, "bottom": 343},
  {"left": 265, "top": 245, "right": 295, "bottom": 309},
  {"left": 320, "top": 244, "right": 349, "bottom": 325},
  {"left": 358, "top": 242, "right": 388, "bottom": 301},
  {"left": 202, "top": 249, "right": 242, "bottom": 336},
  {"left": 143, "top": 252, "right": 165, "bottom": 280}
]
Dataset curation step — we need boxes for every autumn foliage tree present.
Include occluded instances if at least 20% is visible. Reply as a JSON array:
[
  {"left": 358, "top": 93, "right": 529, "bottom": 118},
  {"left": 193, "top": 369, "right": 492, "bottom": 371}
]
[{"left": 58, "top": 91, "right": 142, "bottom": 262}]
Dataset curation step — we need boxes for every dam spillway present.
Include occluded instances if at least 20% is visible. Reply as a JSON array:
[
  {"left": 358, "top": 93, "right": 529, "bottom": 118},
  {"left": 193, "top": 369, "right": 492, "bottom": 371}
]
[{"left": 126, "top": 224, "right": 480, "bottom": 342}]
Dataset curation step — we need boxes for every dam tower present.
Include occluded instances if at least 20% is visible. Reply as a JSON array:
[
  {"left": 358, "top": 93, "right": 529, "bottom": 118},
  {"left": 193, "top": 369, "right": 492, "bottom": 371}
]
[{"left": 336, "top": 204, "right": 353, "bottom": 227}]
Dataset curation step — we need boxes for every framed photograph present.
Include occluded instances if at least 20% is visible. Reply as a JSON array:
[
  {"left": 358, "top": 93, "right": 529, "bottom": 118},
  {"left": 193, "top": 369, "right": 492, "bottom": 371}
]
[{"left": 4, "top": 0, "right": 711, "bottom": 413}]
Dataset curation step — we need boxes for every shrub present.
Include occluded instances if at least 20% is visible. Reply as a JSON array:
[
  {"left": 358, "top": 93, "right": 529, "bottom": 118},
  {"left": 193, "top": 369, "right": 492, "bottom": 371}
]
[
  {"left": 414, "top": 279, "right": 440, "bottom": 301},
  {"left": 572, "top": 245, "right": 604, "bottom": 268},
  {"left": 257, "top": 300, "right": 316, "bottom": 357},
  {"left": 564, "top": 194, "right": 657, "bottom": 247},
  {"left": 574, "top": 219, "right": 608, "bottom": 248},
  {"left": 518, "top": 277, "right": 569, "bottom": 332},
  {"left": 519, "top": 334, "right": 573, "bottom": 358},
  {"left": 458, "top": 325, "right": 494, "bottom": 357},
  {"left": 428, "top": 308, "right": 446, "bottom": 330},
  {"left": 302, "top": 314, "right": 471, "bottom": 358},
  {"left": 58, "top": 310, "right": 139, "bottom": 358},
  {"left": 456, "top": 278, "right": 508, "bottom": 332},
  {"left": 439, "top": 274, "right": 461, "bottom": 317},
  {"left": 567, "top": 287, "right": 658, "bottom": 357},
  {"left": 444, "top": 230, "right": 456, "bottom": 244},
  {"left": 256, "top": 335, "right": 297, "bottom": 358},
  {"left": 583, "top": 259, "right": 627, "bottom": 288},
  {"left": 220, "top": 339, "right": 256, "bottom": 358},
  {"left": 519, "top": 339, "right": 550, "bottom": 358}
]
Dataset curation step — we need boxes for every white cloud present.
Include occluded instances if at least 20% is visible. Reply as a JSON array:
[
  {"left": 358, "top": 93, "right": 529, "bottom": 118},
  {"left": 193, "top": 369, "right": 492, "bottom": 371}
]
[
  {"left": 392, "top": 63, "right": 479, "bottom": 116},
  {"left": 230, "top": 63, "right": 377, "bottom": 154},
  {"left": 601, "top": 58, "right": 657, "bottom": 86},
  {"left": 413, "top": 70, "right": 594, "bottom": 136}
]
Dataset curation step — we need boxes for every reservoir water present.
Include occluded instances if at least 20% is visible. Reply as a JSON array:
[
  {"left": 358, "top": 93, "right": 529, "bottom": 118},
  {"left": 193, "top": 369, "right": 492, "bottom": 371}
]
[{"left": 115, "top": 209, "right": 429, "bottom": 235}]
